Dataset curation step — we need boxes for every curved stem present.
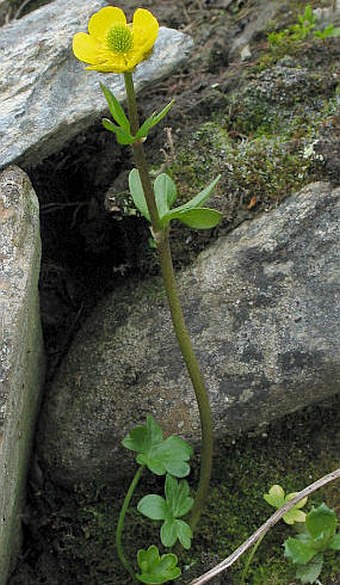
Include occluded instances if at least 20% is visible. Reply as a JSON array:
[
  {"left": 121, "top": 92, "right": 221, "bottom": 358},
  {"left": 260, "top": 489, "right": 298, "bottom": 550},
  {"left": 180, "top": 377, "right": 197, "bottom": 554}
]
[
  {"left": 157, "top": 228, "right": 213, "bottom": 533},
  {"left": 240, "top": 533, "right": 265, "bottom": 585},
  {"left": 116, "top": 465, "right": 144, "bottom": 579},
  {"left": 123, "top": 72, "right": 213, "bottom": 533}
]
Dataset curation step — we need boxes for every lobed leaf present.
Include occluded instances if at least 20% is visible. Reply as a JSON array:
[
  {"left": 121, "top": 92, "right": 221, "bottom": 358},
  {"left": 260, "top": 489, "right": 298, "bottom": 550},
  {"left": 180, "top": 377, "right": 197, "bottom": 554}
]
[
  {"left": 284, "top": 537, "right": 316, "bottom": 565},
  {"left": 136, "top": 545, "right": 181, "bottom": 584},
  {"left": 306, "top": 503, "right": 337, "bottom": 541},
  {"left": 122, "top": 416, "right": 192, "bottom": 477}
]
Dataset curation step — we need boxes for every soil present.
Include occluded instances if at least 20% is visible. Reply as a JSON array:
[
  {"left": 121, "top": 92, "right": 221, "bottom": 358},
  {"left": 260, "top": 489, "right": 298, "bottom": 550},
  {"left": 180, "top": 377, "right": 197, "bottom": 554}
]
[{"left": 3, "top": 0, "right": 340, "bottom": 584}]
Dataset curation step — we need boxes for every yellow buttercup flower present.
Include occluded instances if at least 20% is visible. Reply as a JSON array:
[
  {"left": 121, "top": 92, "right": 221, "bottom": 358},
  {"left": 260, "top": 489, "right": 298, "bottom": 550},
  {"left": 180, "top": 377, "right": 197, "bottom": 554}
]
[{"left": 73, "top": 7, "right": 159, "bottom": 74}]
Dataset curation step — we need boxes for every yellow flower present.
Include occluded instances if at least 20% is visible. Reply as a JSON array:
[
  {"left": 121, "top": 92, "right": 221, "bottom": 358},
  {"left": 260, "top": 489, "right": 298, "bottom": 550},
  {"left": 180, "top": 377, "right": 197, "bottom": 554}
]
[{"left": 72, "top": 6, "right": 159, "bottom": 74}]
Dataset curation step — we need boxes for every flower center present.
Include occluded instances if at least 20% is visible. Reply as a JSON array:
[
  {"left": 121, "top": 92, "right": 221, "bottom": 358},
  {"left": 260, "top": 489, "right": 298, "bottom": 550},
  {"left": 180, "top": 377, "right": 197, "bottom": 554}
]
[{"left": 106, "top": 25, "right": 133, "bottom": 54}]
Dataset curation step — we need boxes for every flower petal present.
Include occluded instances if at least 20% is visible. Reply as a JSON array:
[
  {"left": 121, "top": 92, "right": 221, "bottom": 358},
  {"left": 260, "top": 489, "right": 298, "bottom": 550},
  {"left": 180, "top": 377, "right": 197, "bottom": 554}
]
[
  {"left": 88, "top": 6, "right": 126, "bottom": 40},
  {"left": 72, "top": 32, "right": 102, "bottom": 65},
  {"left": 132, "top": 8, "right": 159, "bottom": 54}
]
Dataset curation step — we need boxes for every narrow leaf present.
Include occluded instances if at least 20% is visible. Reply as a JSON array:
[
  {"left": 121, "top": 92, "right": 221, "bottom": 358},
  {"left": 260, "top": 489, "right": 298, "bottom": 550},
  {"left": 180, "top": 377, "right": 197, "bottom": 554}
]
[
  {"left": 100, "top": 83, "right": 130, "bottom": 132},
  {"left": 136, "top": 101, "right": 174, "bottom": 139},
  {"left": 128, "top": 169, "right": 150, "bottom": 221},
  {"left": 178, "top": 175, "right": 221, "bottom": 211}
]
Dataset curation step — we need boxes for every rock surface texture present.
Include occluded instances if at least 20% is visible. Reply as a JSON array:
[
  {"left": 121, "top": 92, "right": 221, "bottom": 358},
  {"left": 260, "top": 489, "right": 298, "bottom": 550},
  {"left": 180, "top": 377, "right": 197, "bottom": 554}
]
[
  {"left": 0, "top": 167, "right": 45, "bottom": 583},
  {"left": 38, "top": 182, "right": 340, "bottom": 487},
  {"left": 0, "top": 0, "right": 193, "bottom": 170}
]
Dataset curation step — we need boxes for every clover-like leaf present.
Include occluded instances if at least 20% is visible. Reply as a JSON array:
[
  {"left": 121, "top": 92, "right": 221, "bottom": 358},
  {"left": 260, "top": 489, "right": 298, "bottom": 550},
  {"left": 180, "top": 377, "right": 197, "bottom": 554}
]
[
  {"left": 128, "top": 169, "right": 150, "bottom": 220},
  {"left": 122, "top": 416, "right": 192, "bottom": 477},
  {"left": 263, "top": 484, "right": 308, "bottom": 525},
  {"left": 295, "top": 554, "right": 323, "bottom": 584},
  {"left": 138, "top": 475, "right": 193, "bottom": 550},
  {"left": 136, "top": 545, "right": 181, "bottom": 584},
  {"left": 306, "top": 503, "right": 337, "bottom": 542}
]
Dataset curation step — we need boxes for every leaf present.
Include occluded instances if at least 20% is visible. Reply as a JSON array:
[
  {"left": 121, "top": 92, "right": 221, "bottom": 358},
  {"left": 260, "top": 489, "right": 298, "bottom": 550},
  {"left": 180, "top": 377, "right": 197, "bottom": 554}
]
[
  {"left": 263, "top": 485, "right": 308, "bottom": 525},
  {"left": 122, "top": 415, "right": 163, "bottom": 455},
  {"left": 137, "top": 495, "right": 168, "bottom": 521},
  {"left": 165, "top": 474, "right": 194, "bottom": 518},
  {"left": 122, "top": 416, "right": 192, "bottom": 477},
  {"left": 306, "top": 504, "right": 337, "bottom": 541},
  {"left": 102, "top": 118, "right": 135, "bottom": 145},
  {"left": 295, "top": 554, "right": 323, "bottom": 584},
  {"left": 161, "top": 518, "right": 178, "bottom": 548},
  {"left": 329, "top": 532, "right": 340, "bottom": 550},
  {"left": 263, "top": 485, "right": 285, "bottom": 509},
  {"left": 284, "top": 537, "right": 316, "bottom": 565},
  {"left": 178, "top": 175, "right": 221, "bottom": 211},
  {"left": 128, "top": 169, "right": 150, "bottom": 220},
  {"left": 154, "top": 174, "right": 177, "bottom": 218},
  {"left": 136, "top": 101, "right": 174, "bottom": 140},
  {"left": 100, "top": 83, "right": 130, "bottom": 132},
  {"left": 136, "top": 545, "right": 181, "bottom": 584},
  {"left": 165, "top": 208, "right": 222, "bottom": 230},
  {"left": 175, "top": 519, "right": 192, "bottom": 550},
  {"left": 150, "top": 436, "right": 193, "bottom": 477},
  {"left": 160, "top": 518, "right": 192, "bottom": 550}
]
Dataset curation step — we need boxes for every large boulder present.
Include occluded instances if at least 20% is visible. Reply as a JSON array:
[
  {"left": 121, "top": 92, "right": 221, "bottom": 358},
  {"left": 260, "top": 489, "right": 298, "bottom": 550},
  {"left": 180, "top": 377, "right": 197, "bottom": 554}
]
[
  {"left": 0, "top": 0, "right": 193, "bottom": 169},
  {"left": 0, "top": 167, "right": 45, "bottom": 583},
  {"left": 38, "top": 182, "right": 339, "bottom": 486}
]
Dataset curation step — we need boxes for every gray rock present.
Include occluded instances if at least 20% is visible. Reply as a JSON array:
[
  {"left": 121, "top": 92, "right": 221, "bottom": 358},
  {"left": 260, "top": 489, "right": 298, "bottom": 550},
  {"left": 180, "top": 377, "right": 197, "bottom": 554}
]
[
  {"left": 0, "top": 167, "right": 45, "bottom": 583},
  {"left": 38, "top": 182, "right": 340, "bottom": 487},
  {"left": 0, "top": 0, "right": 193, "bottom": 170}
]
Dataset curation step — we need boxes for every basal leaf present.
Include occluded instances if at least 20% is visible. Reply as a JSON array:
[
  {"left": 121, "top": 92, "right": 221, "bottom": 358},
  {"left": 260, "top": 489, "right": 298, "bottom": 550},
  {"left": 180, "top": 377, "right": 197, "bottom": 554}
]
[
  {"left": 151, "top": 436, "right": 193, "bottom": 477},
  {"left": 176, "top": 519, "right": 192, "bottom": 550},
  {"left": 329, "top": 532, "right": 340, "bottom": 550},
  {"left": 123, "top": 417, "right": 192, "bottom": 477},
  {"left": 128, "top": 169, "right": 150, "bottom": 221},
  {"left": 165, "top": 474, "right": 193, "bottom": 517},
  {"left": 161, "top": 518, "right": 178, "bottom": 548},
  {"left": 122, "top": 416, "right": 163, "bottom": 456},
  {"left": 100, "top": 83, "right": 130, "bottom": 132},
  {"left": 154, "top": 174, "right": 177, "bottom": 218},
  {"left": 136, "top": 545, "right": 181, "bottom": 584},
  {"left": 137, "top": 495, "right": 168, "bottom": 521},
  {"left": 306, "top": 504, "right": 337, "bottom": 541},
  {"left": 284, "top": 537, "right": 316, "bottom": 565},
  {"left": 295, "top": 554, "right": 323, "bottom": 584},
  {"left": 263, "top": 485, "right": 285, "bottom": 509}
]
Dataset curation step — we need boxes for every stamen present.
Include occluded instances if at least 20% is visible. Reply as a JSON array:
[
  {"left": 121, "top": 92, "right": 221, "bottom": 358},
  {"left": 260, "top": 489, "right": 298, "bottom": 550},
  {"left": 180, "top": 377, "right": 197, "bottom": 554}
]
[{"left": 106, "top": 25, "right": 133, "bottom": 54}]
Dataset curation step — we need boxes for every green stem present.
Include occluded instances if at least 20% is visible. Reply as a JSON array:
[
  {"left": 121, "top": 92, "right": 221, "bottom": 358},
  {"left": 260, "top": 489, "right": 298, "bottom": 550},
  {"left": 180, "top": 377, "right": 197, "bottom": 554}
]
[
  {"left": 240, "top": 533, "right": 266, "bottom": 585},
  {"left": 116, "top": 465, "right": 144, "bottom": 580},
  {"left": 123, "top": 72, "right": 213, "bottom": 533}
]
